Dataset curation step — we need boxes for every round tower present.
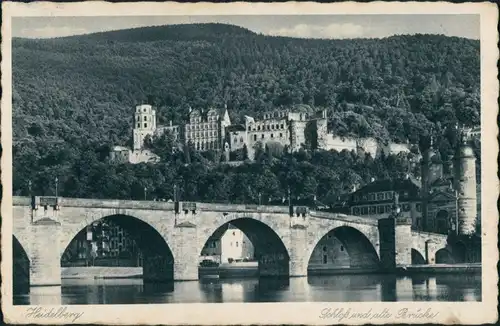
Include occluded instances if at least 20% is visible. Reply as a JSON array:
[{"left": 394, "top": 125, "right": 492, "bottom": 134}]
[
  {"left": 133, "top": 104, "right": 156, "bottom": 150},
  {"left": 453, "top": 136, "right": 477, "bottom": 236},
  {"left": 420, "top": 136, "right": 434, "bottom": 231}
]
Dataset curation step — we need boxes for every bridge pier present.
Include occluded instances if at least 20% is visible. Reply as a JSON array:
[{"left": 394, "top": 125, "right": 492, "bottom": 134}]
[
  {"left": 288, "top": 206, "right": 309, "bottom": 277},
  {"left": 378, "top": 217, "right": 412, "bottom": 270},
  {"left": 172, "top": 227, "right": 199, "bottom": 281},
  {"left": 29, "top": 220, "right": 62, "bottom": 286},
  {"left": 289, "top": 228, "right": 309, "bottom": 277},
  {"left": 259, "top": 254, "right": 289, "bottom": 277},
  {"left": 143, "top": 254, "right": 174, "bottom": 282},
  {"left": 425, "top": 240, "right": 439, "bottom": 264}
]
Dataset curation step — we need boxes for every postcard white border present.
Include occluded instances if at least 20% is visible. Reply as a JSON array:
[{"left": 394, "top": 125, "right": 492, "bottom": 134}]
[{"left": 2, "top": 1, "right": 498, "bottom": 325}]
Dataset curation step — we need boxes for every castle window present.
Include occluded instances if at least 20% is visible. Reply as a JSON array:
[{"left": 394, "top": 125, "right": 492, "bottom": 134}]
[
  {"left": 369, "top": 194, "right": 375, "bottom": 201},
  {"left": 261, "top": 134, "right": 265, "bottom": 139},
  {"left": 248, "top": 126, "right": 251, "bottom": 131},
  {"left": 144, "top": 116, "right": 147, "bottom": 121},
  {"left": 377, "top": 206, "right": 384, "bottom": 214},
  {"left": 254, "top": 135, "right": 257, "bottom": 141},
  {"left": 362, "top": 207, "right": 368, "bottom": 215},
  {"left": 340, "top": 245, "right": 344, "bottom": 252},
  {"left": 144, "top": 123, "right": 147, "bottom": 128},
  {"left": 323, "top": 255, "right": 327, "bottom": 264},
  {"left": 143, "top": 108, "right": 146, "bottom": 112},
  {"left": 236, "top": 242, "right": 239, "bottom": 247},
  {"left": 281, "top": 124, "right": 284, "bottom": 129},
  {"left": 369, "top": 206, "right": 376, "bottom": 214},
  {"left": 240, "top": 137, "right": 243, "bottom": 143},
  {"left": 258, "top": 126, "right": 261, "bottom": 131},
  {"left": 271, "top": 134, "right": 274, "bottom": 138},
  {"left": 377, "top": 193, "right": 384, "bottom": 200},
  {"left": 234, "top": 138, "right": 238, "bottom": 144},
  {"left": 267, "top": 125, "right": 270, "bottom": 130},
  {"left": 322, "top": 246, "right": 327, "bottom": 252},
  {"left": 280, "top": 133, "right": 283, "bottom": 138},
  {"left": 137, "top": 123, "right": 140, "bottom": 128}
]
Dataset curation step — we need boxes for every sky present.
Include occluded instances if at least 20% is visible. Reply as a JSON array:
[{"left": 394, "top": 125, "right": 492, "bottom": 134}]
[{"left": 12, "top": 15, "right": 480, "bottom": 40}]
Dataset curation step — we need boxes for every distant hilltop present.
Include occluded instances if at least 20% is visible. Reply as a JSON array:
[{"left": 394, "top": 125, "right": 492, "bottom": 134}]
[
  {"left": 13, "top": 26, "right": 480, "bottom": 172},
  {"left": 16, "top": 23, "right": 258, "bottom": 42}
]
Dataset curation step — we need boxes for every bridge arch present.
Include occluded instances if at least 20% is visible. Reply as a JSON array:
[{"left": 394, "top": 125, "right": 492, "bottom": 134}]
[
  {"left": 197, "top": 213, "right": 291, "bottom": 277},
  {"left": 13, "top": 235, "right": 30, "bottom": 294},
  {"left": 411, "top": 248, "right": 426, "bottom": 265},
  {"left": 435, "top": 241, "right": 467, "bottom": 264},
  {"left": 307, "top": 225, "right": 380, "bottom": 271},
  {"left": 435, "top": 248, "right": 455, "bottom": 264},
  {"left": 61, "top": 214, "right": 175, "bottom": 281}
]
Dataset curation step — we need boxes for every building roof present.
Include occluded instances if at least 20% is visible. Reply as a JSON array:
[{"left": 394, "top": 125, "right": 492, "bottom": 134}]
[
  {"left": 226, "top": 124, "right": 246, "bottom": 132},
  {"left": 352, "top": 177, "right": 420, "bottom": 195},
  {"left": 427, "top": 189, "right": 457, "bottom": 202},
  {"left": 349, "top": 177, "right": 421, "bottom": 205},
  {"left": 431, "top": 176, "right": 453, "bottom": 187}
]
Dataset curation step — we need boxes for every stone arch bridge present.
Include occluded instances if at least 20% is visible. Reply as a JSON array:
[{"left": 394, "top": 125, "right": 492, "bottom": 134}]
[{"left": 12, "top": 196, "right": 452, "bottom": 286}]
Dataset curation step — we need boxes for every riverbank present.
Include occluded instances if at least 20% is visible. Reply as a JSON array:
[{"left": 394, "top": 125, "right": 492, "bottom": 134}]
[
  {"left": 61, "top": 262, "right": 481, "bottom": 280},
  {"left": 62, "top": 266, "right": 142, "bottom": 279},
  {"left": 398, "top": 263, "right": 481, "bottom": 274}
]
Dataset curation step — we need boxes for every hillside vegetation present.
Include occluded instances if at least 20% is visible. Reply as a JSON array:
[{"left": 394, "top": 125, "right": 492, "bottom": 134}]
[{"left": 12, "top": 23, "right": 480, "bottom": 201}]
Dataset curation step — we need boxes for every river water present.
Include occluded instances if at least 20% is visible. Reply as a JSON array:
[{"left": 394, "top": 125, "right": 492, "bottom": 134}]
[{"left": 14, "top": 273, "right": 481, "bottom": 305}]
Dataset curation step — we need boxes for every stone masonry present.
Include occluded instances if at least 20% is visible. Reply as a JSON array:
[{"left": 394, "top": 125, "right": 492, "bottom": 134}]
[{"left": 13, "top": 196, "right": 452, "bottom": 286}]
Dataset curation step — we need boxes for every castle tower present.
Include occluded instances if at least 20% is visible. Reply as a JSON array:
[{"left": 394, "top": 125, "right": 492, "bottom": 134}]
[
  {"left": 453, "top": 133, "right": 477, "bottom": 236},
  {"left": 315, "top": 109, "right": 328, "bottom": 150},
  {"left": 220, "top": 105, "right": 232, "bottom": 149},
  {"left": 133, "top": 104, "right": 156, "bottom": 150},
  {"left": 420, "top": 137, "right": 434, "bottom": 231}
]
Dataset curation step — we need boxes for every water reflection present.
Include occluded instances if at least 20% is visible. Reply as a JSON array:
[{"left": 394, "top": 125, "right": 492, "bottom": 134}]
[{"left": 14, "top": 273, "right": 481, "bottom": 305}]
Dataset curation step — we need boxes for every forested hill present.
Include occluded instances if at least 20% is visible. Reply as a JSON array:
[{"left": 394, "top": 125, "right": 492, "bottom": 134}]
[
  {"left": 13, "top": 23, "right": 480, "bottom": 146},
  {"left": 12, "top": 23, "right": 480, "bottom": 199}
]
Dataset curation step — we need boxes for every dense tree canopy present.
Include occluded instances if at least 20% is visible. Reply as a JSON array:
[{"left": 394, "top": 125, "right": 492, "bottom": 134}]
[{"left": 12, "top": 23, "right": 481, "bottom": 199}]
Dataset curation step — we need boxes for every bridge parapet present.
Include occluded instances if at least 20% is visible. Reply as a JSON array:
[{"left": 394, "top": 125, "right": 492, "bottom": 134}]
[
  {"left": 290, "top": 206, "right": 309, "bottom": 229},
  {"left": 31, "top": 196, "right": 60, "bottom": 223},
  {"left": 175, "top": 202, "right": 197, "bottom": 227},
  {"left": 195, "top": 202, "right": 289, "bottom": 214},
  {"left": 13, "top": 196, "right": 176, "bottom": 211},
  {"left": 310, "top": 211, "right": 379, "bottom": 226}
]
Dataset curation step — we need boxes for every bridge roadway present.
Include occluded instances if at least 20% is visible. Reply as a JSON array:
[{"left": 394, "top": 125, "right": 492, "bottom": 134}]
[{"left": 11, "top": 196, "right": 450, "bottom": 286}]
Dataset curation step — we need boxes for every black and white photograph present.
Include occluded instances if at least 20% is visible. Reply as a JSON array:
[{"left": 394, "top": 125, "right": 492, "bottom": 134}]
[{"left": 2, "top": 1, "right": 498, "bottom": 325}]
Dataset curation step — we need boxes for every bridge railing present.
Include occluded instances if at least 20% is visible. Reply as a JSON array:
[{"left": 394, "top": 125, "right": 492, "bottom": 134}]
[
  {"left": 13, "top": 196, "right": 176, "bottom": 211},
  {"left": 310, "top": 211, "right": 379, "bottom": 226},
  {"left": 12, "top": 196, "right": 380, "bottom": 225},
  {"left": 411, "top": 230, "right": 448, "bottom": 239}
]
